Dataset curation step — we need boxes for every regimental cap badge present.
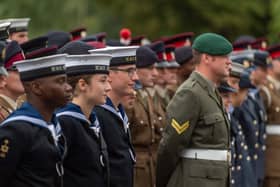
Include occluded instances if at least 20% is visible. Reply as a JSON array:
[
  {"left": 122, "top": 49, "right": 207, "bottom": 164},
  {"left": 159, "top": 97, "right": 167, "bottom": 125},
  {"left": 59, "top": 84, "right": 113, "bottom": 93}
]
[
  {"left": 243, "top": 60, "right": 250, "bottom": 68},
  {"left": 261, "top": 41, "right": 267, "bottom": 49}
]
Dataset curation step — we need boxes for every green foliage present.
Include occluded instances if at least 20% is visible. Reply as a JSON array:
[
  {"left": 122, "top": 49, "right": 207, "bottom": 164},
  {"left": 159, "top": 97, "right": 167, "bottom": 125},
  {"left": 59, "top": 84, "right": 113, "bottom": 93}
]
[{"left": 0, "top": 0, "right": 277, "bottom": 43}]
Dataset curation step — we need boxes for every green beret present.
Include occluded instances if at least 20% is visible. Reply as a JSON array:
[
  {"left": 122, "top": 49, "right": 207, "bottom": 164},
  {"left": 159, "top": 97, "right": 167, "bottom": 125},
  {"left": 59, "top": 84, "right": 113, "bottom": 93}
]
[{"left": 192, "top": 33, "right": 233, "bottom": 55}]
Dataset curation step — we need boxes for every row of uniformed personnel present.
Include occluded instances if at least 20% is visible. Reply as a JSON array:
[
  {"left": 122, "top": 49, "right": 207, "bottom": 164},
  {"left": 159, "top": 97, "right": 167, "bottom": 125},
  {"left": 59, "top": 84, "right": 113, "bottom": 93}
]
[
  {"left": 0, "top": 17, "right": 196, "bottom": 187},
  {"left": 1, "top": 17, "right": 280, "bottom": 187},
  {"left": 156, "top": 34, "right": 280, "bottom": 187}
]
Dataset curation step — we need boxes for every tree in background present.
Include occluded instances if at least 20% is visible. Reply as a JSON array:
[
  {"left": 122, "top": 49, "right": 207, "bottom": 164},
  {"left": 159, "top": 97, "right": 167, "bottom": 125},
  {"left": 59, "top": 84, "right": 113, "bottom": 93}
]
[{"left": 0, "top": 0, "right": 277, "bottom": 43}]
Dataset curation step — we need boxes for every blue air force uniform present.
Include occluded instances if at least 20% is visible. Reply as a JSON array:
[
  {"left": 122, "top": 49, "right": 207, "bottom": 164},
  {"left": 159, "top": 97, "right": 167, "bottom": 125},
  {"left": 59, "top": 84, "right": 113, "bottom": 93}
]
[
  {"left": 237, "top": 92, "right": 266, "bottom": 186},
  {"left": 230, "top": 107, "right": 257, "bottom": 187}
]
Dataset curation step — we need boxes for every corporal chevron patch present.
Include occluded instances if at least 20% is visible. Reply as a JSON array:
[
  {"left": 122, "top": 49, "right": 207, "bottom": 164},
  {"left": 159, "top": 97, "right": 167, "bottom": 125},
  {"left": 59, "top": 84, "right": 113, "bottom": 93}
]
[{"left": 171, "top": 119, "right": 189, "bottom": 134}]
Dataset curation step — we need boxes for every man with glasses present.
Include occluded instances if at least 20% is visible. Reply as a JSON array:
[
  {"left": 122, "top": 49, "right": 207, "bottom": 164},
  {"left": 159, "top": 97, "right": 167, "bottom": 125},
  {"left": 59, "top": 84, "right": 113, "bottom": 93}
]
[
  {"left": 0, "top": 41, "right": 25, "bottom": 122},
  {"left": 125, "top": 46, "right": 164, "bottom": 187},
  {"left": 90, "top": 46, "right": 138, "bottom": 187}
]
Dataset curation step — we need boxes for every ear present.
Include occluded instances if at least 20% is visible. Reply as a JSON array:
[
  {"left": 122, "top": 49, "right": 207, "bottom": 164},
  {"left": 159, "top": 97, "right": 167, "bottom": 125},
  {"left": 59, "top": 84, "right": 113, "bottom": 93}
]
[
  {"left": 30, "top": 81, "right": 44, "bottom": 96},
  {"left": 0, "top": 75, "right": 7, "bottom": 89},
  {"left": 203, "top": 54, "right": 211, "bottom": 65},
  {"left": 108, "top": 73, "right": 113, "bottom": 84},
  {"left": 77, "top": 79, "right": 88, "bottom": 92}
]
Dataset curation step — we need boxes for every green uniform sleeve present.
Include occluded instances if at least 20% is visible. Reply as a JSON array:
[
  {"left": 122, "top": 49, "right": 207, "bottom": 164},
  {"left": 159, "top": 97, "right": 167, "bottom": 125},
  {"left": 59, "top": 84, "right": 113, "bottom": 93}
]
[{"left": 156, "top": 88, "right": 200, "bottom": 187}]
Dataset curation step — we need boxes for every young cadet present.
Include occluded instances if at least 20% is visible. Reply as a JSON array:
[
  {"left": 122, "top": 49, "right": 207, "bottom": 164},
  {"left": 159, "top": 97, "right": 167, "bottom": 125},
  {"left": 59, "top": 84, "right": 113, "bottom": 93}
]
[
  {"left": 0, "top": 18, "right": 30, "bottom": 44},
  {"left": 0, "top": 54, "right": 72, "bottom": 187},
  {"left": 125, "top": 46, "right": 162, "bottom": 187},
  {"left": 90, "top": 46, "right": 138, "bottom": 187},
  {"left": 232, "top": 50, "right": 268, "bottom": 187},
  {"left": 149, "top": 41, "right": 171, "bottom": 110},
  {"left": 56, "top": 41, "right": 112, "bottom": 187},
  {"left": 227, "top": 62, "right": 258, "bottom": 187}
]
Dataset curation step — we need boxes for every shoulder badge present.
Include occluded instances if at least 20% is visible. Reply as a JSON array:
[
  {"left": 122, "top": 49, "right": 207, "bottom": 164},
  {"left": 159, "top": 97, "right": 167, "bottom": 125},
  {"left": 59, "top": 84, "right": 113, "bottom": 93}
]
[
  {"left": 0, "top": 139, "right": 9, "bottom": 158},
  {"left": 171, "top": 118, "right": 189, "bottom": 134}
]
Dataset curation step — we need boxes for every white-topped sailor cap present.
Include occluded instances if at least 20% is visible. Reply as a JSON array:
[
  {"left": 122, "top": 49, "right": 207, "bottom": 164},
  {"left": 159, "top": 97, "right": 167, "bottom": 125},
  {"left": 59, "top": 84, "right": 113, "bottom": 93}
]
[
  {"left": 0, "top": 18, "right": 30, "bottom": 33},
  {"left": 230, "top": 61, "right": 245, "bottom": 78},
  {"left": 14, "top": 54, "right": 66, "bottom": 81},
  {"left": 89, "top": 46, "right": 138, "bottom": 67},
  {"left": 65, "top": 54, "right": 112, "bottom": 76},
  {"left": 0, "top": 22, "right": 11, "bottom": 41}
]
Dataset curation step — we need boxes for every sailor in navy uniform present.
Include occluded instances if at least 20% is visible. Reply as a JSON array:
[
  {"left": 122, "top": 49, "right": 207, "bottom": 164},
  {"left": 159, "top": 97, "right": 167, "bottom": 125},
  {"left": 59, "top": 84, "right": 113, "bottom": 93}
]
[
  {"left": 229, "top": 71, "right": 258, "bottom": 187},
  {"left": 217, "top": 81, "right": 240, "bottom": 186},
  {"left": 0, "top": 54, "right": 72, "bottom": 187},
  {"left": 90, "top": 46, "right": 138, "bottom": 187},
  {"left": 56, "top": 41, "right": 112, "bottom": 187}
]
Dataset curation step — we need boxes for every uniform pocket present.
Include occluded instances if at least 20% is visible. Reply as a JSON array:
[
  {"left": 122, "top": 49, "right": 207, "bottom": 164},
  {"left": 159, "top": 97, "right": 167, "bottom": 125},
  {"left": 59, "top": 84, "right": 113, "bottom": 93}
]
[
  {"left": 203, "top": 113, "right": 224, "bottom": 125},
  {"left": 189, "top": 164, "right": 227, "bottom": 179},
  {"left": 203, "top": 113, "right": 227, "bottom": 143}
]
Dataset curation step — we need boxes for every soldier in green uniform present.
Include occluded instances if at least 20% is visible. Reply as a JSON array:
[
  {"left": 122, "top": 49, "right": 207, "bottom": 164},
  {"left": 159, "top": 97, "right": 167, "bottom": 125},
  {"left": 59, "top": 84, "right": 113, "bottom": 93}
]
[{"left": 156, "top": 33, "right": 232, "bottom": 187}]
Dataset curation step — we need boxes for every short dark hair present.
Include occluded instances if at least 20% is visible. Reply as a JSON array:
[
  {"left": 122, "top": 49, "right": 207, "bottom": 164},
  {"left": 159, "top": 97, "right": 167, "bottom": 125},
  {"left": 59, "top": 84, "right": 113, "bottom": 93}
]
[
  {"left": 192, "top": 49, "right": 202, "bottom": 64},
  {"left": 67, "top": 74, "right": 93, "bottom": 97}
]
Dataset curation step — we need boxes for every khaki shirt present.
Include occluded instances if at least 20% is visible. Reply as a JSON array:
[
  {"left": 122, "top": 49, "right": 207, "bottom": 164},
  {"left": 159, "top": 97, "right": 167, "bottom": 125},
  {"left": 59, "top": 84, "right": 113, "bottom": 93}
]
[
  {"left": 260, "top": 76, "right": 280, "bottom": 177},
  {"left": 154, "top": 85, "right": 170, "bottom": 110},
  {"left": 0, "top": 94, "right": 17, "bottom": 123},
  {"left": 126, "top": 88, "right": 166, "bottom": 187},
  {"left": 260, "top": 75, "right": 280, "bottom": 123}
]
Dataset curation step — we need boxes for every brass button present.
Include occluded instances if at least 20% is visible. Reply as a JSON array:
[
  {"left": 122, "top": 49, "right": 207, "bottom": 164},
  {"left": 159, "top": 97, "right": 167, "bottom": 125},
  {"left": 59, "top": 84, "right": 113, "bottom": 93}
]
[
  {"left": 238, "top": 154, "right": 243, "bottom": 159},
  {"left": 253, "top": 120, "right": 257, "bottom": 125},
  {"left": 255, "top": 131, "right": 259, "bottom": 136}
]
